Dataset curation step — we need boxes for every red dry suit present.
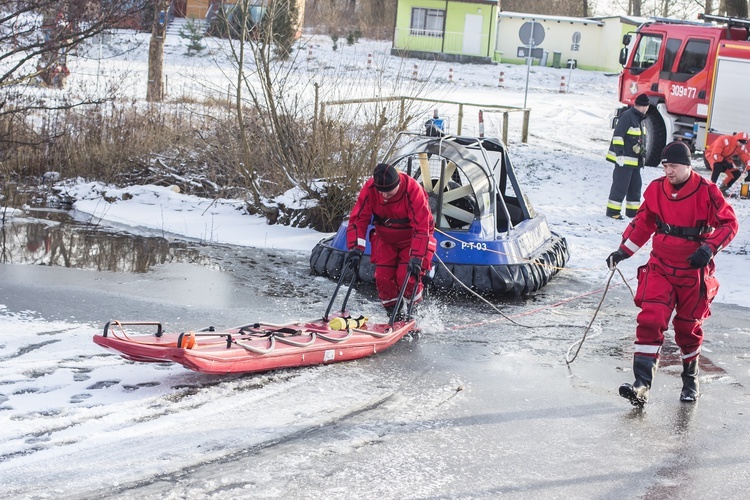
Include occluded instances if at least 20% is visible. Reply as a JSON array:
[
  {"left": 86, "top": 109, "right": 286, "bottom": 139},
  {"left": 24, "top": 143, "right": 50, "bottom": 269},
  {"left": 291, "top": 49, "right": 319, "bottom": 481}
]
[
  {"left": 346, "top": 172, "right": 436, "bottom": 308},
  {"left": 616, "top": 171, "right": 737, "bottom": 363}
]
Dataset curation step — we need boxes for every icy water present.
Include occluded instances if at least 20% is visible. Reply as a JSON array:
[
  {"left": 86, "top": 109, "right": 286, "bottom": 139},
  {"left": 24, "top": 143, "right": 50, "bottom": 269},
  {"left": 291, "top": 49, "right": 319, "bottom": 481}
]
[{"left": 2, "top": 211, "right": 750, "bottom": 499}]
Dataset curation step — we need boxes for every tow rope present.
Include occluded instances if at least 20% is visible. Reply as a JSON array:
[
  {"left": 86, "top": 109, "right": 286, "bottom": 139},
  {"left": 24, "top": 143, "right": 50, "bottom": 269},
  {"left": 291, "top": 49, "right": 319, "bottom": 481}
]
[
  {"left": 433, "top": 253, "right": 527, "bottom": 327},
  {"left": 434, "top": 254, "right": 636, "bottom": 363},
  {"left": 565, "top": 267, "right": 634, "bottom": 364},
  {"left": 435, "top": 254, "right": 628, "bottom": 331}
]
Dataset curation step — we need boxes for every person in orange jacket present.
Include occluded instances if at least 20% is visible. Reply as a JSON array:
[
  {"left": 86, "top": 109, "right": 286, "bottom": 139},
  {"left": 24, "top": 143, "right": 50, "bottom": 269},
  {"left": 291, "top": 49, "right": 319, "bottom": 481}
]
[{"left": 703, "top": 131, "right": 750, "bottom": 195}]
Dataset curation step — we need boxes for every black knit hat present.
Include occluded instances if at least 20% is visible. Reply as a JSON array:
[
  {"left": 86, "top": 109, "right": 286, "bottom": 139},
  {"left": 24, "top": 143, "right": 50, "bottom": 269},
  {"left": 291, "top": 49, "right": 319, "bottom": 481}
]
[
  {"left": 661, "top": 141, "right": 691, "bottom": 166},
  {"left": 373, "top": 163, "right": 400, "bottom": 192},
  {"left": 635, "top": 93, "right": 650, "bottom": 106}
]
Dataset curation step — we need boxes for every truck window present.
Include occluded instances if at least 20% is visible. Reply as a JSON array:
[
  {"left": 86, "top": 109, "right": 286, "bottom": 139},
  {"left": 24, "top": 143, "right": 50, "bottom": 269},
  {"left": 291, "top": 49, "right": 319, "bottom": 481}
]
[
  {"left": 631, "top": 34, "right": 662, "bottom": 72},
  {"left": 662, "top": 38, "right": 682, "bottom": 72},
  {"left": 676, "top": 39, "right": 710, "bottom": 75}
]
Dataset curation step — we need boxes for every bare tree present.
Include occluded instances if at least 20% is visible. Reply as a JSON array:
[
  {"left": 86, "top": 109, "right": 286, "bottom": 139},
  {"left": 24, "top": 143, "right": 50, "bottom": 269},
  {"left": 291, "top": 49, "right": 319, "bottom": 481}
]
[
  {"left": 147, "top": 0, "right": 170, "bottom": 102},
  {"left": 1, "top": 0, "right": 149, "bottom": 89},
  {"left": 723, "top": 0, "right": 748, "bottom": 16},
  {"left": 498, "top": 0, "right": 592, "bottom": 16},
  {"left": 0, "top": 0, "right": 150, "bottom": 155},
  {"left": 304, "top": 0, "right": 396, "bottom": 38},
  {"left": 633, "top": 0, "right": 643, "bottom": 16},
  {"left": 215, "top": 0, "right": 437, "bottom": 229},
  {"left": 608, "top": 0, "right": 704, "bottom": 18}
]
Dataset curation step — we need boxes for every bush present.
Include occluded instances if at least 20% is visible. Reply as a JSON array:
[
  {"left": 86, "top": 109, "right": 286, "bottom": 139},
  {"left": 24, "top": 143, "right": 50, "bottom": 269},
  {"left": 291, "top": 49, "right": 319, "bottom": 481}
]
[{"left": 179, "top": 18, "right": 206, "bottom": 55}]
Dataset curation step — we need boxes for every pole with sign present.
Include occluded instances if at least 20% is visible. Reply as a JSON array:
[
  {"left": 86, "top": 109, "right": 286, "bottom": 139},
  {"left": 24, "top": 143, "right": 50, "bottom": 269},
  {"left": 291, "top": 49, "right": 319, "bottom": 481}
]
[{"left": 518, "top": 21, "right": 545, "bottom": 109}]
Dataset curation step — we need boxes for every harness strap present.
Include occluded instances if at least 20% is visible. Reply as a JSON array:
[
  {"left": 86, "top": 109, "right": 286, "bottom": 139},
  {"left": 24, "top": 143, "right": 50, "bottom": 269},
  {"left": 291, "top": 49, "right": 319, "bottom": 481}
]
[
  {"left": 373, "top": 214, "right": 410, "bottom": 227},
  {"left": 655, "top": 218, "right": 712, "bottom": 240}
]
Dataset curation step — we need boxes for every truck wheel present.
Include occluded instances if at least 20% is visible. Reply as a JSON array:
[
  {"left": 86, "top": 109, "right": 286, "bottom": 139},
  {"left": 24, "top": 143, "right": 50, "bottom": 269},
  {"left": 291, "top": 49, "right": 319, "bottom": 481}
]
[{"left": 643, "top": 111, "right": 666, "bottom": 167}]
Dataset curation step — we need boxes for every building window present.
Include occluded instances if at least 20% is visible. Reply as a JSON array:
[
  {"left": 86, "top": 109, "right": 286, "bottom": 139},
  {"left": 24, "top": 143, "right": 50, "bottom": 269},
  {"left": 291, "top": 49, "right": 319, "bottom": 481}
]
[{"left": 410, "top": 8, "right": 444, "bottom": 37}]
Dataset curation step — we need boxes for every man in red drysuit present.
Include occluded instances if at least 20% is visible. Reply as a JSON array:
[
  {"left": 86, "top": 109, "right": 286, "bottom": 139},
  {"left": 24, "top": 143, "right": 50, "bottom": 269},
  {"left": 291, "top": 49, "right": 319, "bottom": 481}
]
[
  {"left": 703, "top": 131, "right": 750, "bottom": 195},
  {"left": 607, "top": 141, "right": 738, "bottom": 406},
  {"left": 345, "top": 163, "right": 436, "bottom": 320}
]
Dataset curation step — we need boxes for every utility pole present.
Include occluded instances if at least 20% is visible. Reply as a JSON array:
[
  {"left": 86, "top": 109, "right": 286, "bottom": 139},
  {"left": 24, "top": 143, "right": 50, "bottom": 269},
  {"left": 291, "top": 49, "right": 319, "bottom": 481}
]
[{"left": 147, "top": 0, "right": 169, "bottom": 102}]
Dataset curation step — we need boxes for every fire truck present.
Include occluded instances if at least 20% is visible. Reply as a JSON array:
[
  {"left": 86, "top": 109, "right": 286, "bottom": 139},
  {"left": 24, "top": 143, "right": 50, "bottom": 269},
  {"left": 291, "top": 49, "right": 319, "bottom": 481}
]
[{"left": 614, "top": 13, "right": 750, "bottom": 166}]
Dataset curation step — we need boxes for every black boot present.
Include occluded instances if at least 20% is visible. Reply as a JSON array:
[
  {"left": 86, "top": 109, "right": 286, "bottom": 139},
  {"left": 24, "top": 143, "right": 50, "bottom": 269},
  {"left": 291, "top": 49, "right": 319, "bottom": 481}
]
[
  {"left": 384, "top": 305, "right": 404, "bottom": 322},
  {"left": 619, "top": 355, "right": 658, "bottom": 407},
  {"left": 680, "top": 358, "right": 700, "bottom": 402}
]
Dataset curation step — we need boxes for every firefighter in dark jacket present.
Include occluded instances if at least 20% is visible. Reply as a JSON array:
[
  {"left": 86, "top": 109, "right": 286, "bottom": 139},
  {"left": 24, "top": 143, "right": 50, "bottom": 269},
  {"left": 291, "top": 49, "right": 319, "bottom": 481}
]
[
  {"left": 607, "top": 141, "right": 738, "bottom": 407},
  {"left": 605, "top": 93, "right": 650, "bottom": 219},
  {"left": 345, "top": 163, "right": 436, "bottom": 320}
]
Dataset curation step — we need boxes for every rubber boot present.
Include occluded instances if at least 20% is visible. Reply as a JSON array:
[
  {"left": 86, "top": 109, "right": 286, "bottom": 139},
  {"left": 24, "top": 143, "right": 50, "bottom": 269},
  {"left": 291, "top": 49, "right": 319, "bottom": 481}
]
[
  {"left": 384, "top": 304, "right": 404, "bottom": 322},
  {"left": 680, "top": 358, "right": 700, "bottom": 402},
  {"left": 619, "top": 355, "right": 658, "bottom": 407}
]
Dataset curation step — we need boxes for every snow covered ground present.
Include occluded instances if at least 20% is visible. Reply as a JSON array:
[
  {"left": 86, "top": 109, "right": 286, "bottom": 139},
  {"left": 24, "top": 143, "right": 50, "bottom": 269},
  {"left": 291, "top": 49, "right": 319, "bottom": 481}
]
[
  {"left": 34, "top": 27, "right": 750, "bottom": 305},
  {"left": 1, "top": 28, "right": 749, "bottom": 498}
]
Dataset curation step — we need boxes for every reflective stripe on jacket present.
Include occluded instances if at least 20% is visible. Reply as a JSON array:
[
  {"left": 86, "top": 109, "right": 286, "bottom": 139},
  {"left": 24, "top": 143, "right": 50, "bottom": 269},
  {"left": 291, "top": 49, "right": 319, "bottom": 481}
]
[{"left": 606, "top": 107, "right": 646, "bottom": 168}]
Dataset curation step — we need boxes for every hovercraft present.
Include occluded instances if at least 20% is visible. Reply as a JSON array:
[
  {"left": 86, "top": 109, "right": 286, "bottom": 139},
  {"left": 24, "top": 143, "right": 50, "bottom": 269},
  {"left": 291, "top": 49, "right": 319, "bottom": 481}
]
[{"left": 310, "top": 131, "right": 569, "bottom": 295}]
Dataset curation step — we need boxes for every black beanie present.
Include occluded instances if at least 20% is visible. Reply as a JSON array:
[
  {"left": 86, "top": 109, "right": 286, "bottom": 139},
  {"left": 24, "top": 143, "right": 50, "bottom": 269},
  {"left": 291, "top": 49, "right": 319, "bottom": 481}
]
[
  {"left": 661, "top": 141, "right": 691, "bottom": 166},
  {"left": 373, "top": 163, "right": 400, "bottom": 192},
  {"left": 635, "top": 93, "right": 650, "bottom": 106}
]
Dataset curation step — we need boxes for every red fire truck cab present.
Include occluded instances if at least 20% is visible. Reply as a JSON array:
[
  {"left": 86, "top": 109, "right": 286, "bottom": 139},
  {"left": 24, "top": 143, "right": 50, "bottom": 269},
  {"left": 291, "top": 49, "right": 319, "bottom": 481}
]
[{"left": 614, "top": 14, "right": 750, "bottom": 166}]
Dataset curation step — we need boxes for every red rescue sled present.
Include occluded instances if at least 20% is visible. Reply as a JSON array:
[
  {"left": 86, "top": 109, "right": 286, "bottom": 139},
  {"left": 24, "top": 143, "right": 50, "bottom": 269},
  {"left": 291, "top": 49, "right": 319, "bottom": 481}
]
[
  {"left": 93, "top": 317, "right": 415, "bottom": 375},
  {"left": 93, "top": 261, "right": 420, "bottom": 375}
]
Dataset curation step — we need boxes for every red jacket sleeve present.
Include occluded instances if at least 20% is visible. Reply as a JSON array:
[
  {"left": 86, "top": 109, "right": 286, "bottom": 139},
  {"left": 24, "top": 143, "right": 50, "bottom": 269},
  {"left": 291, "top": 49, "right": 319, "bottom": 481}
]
[
  {"left": 706, "top": 135, "right": 731, "bottom": 163},
  {"left": 346, "top": 179, "right": 375, "bottom": 251},
  {"left": 618, "top": 190, "right": 657, "bottom": 257},
  {"left": 703, "top": 182, "right": 738, "bottom": 253},
  {"left": 737, "top": 148, "right": 750, "bottom": 169}
]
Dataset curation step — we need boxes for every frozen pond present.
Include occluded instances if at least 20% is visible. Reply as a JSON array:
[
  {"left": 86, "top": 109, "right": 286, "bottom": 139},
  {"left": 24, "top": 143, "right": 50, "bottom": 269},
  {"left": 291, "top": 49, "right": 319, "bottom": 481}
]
[{"left": 1, "top": 212, "right": 750, "bottom": 499}]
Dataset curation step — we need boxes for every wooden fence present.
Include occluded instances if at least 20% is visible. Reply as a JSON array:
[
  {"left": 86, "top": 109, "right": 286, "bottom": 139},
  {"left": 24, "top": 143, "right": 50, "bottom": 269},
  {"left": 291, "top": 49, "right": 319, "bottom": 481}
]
[{"left": 320, "top": 96, "right": 530, "bottom": 145}]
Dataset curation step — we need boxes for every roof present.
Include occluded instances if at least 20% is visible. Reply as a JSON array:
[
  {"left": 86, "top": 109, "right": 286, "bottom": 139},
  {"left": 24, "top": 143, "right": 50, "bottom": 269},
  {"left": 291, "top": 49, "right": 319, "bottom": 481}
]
[
  {"left": 444, "top": 0, "right": 497, "bottom": 4},
  {"left": 498, "top": 11, "right": 604, "bottom": 27},
  {"left": 589, "top": 15, "right": 650, "bottom": 26}
]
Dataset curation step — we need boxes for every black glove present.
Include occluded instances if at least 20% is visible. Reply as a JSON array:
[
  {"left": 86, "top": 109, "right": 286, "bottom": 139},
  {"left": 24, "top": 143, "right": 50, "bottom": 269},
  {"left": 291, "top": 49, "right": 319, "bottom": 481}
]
[
  {"left": 688, "top": 244, "right": 713, "bottom": 269},
  {"left": 345, "top": 248, "right": 363, "bottom": 270},
  {"left": 606, "top": 249, "right": 629, "bottom": 270},
  {"left": 407, "top": 257, "right": 422, "bottom": 276}
]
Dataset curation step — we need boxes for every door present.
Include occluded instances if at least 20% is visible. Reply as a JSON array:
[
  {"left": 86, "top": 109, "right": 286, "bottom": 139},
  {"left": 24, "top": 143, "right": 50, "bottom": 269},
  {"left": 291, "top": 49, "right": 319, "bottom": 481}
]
[
  {"left": 462, "top": 14, "right": 483, "bottom": 55},
  {"left": 174, "top": 0, "right": 187, "bottom": 17}
]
